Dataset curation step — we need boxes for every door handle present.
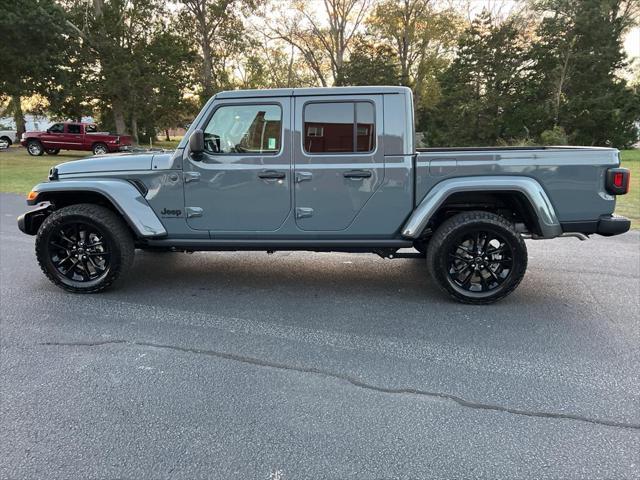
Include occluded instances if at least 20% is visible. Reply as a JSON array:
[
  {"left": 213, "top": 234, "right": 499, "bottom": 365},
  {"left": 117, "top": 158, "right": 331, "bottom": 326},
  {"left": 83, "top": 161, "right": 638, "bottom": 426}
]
[
  {"left": 258, "top": 170, "right": 286, "bottom": 180},
  {"left": 343, "top": 170, "right": 372, "bottom": 179},
  {"left": 184, "top": 171, "right": 201, "bottom": 183},
  {"left": 295, "top": 171, "right": 313, "bottom": 183}
]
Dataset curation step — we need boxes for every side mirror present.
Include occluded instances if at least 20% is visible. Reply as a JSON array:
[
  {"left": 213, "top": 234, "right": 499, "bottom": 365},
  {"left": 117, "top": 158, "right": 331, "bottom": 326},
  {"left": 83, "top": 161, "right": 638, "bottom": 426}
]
[{"left": 189, "top": 129, "right": 204, "bottom": 154}]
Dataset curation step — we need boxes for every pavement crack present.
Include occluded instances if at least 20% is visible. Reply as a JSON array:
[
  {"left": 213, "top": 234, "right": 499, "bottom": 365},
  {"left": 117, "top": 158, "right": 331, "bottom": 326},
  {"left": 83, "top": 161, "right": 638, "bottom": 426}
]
[
  {"left": 41, "top": 340, "right": 127, "bottom": 347},
  {"left": 41, "top": 339, "right": 640, "bottom": 431}
]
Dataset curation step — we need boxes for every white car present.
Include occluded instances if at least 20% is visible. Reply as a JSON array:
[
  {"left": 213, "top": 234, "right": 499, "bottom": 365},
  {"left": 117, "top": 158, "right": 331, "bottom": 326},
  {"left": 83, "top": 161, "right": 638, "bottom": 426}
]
[{"left": 0, "top": 129, "right": 18, "bottom": 146}]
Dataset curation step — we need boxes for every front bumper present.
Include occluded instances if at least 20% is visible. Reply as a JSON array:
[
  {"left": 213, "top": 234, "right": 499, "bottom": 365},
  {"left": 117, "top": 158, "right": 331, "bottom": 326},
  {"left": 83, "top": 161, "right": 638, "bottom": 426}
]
[{"left": 17, "top": 202, "right": 52, "bottom": 235}]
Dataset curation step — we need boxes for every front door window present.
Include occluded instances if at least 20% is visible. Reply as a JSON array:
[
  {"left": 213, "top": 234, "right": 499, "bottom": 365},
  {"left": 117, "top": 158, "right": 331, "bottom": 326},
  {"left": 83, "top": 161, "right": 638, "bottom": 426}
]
[{"left": 203, "top": 104, "right": 282, "bottom": 156}]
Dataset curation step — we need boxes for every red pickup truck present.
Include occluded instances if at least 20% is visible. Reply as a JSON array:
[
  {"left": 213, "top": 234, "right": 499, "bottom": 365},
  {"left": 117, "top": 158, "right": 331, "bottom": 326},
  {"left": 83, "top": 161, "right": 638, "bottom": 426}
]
[{"left": 21, "top": 122, "right": 132, "bottom": 156}]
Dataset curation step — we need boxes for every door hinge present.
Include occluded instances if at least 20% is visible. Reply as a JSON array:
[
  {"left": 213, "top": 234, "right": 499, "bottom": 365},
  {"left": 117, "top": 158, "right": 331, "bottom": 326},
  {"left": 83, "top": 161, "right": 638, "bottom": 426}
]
[
  {"left": 184, "top": 171, "right": 201, "bottom": 183},
  {"left": 186, "top": 207, "right": 203, "bottom": 218},
  {"left": 295, "top": 207, "right": 314, "bottom": 219},
  {"left": 295, "top": 171, "right": 313, "bottom": 183}
]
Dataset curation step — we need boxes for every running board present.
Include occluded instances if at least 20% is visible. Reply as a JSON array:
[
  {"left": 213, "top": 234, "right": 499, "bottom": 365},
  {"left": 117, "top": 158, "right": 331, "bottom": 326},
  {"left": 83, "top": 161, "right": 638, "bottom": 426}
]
[{"left": 143, "top": 238, "right": 414, "bottom": 252}]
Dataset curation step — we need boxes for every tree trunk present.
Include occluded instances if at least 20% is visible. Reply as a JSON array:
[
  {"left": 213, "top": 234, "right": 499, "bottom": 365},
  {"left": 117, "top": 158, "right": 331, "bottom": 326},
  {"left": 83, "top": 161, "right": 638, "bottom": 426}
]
[
  {"left": 165, "top": 129, "right": 170, "bottom": 141},
  {"left": 12, "top": 95, "right": 26, "bottom": 136},
  {"left": 130, "top": 115, "right": 139, "bottom": 144},
  {"left": 112, "top": 99, "right": 127, "bottom": 135},
  {"left": 93, "top": 0, "right": 103, "bottom": 18}
]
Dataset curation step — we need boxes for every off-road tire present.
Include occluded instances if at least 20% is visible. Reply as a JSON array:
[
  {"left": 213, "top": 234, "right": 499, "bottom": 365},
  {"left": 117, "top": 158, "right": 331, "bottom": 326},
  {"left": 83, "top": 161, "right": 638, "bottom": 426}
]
[
  {"left": 35, "top": 204, "right": 135, "bottom": 293},
  {"left": 427, "top": 211, "right": 527, "bottom": 304},
  {"left": 27, "top": 140, "right": 44, "bottom": 156},
  {"left": 45, "top": 148, "right": 60, "bottom": 155},
  {"left": 92, "top": 142, "right": 108, "bottom": 155}
]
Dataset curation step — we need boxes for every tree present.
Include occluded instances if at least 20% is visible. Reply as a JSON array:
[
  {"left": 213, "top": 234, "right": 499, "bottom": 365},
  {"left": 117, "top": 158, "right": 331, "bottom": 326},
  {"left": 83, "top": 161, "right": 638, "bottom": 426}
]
[
  {"left": 0, "top": 0, "right": 68, "bottom": 135},
  {"left": 427, "top": 11, "right": 537, "bottom": 146},
  {"left": 335, "top": 36, "right": 401, "bottom": 85},
  {"left": 178, "top": 0, "right": 258, "bottom": 101},
  {"left": 263, "top": 0, "right": 371, "bottom": 85},
  {"left": 530, "top": 0, "right": 640, "bottom": 147},
  {"left": 236, "top": 38, "right": 318, "bottom": 89},
  {"left": 62, "top": 0, "right": 196, "bottom": 139},
  {"left": 366, "top": 0, "right": 460, "bottom": 110}
]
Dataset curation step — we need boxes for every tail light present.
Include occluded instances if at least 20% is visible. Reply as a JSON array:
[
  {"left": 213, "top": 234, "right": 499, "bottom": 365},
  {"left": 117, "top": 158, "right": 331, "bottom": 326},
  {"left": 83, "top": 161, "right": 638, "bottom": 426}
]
[{"left": 606, "top": 168, "right": 630, "bottom": 195}]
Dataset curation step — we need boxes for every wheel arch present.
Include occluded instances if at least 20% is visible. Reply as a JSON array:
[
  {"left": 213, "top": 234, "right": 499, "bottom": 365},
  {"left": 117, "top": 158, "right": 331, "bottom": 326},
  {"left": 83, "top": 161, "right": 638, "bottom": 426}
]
[
  {"left": 402, "top": 176, "right": 562, "bottom": 239},
  {"left": 28, "top": 180, "right": 166, "bottom": 238}
]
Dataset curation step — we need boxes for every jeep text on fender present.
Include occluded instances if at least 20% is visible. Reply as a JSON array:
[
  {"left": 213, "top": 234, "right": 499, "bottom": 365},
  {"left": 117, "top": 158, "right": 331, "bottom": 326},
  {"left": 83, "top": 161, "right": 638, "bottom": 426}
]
[{"left": 17, "top": 87, "right": 631, "bottom": 303}]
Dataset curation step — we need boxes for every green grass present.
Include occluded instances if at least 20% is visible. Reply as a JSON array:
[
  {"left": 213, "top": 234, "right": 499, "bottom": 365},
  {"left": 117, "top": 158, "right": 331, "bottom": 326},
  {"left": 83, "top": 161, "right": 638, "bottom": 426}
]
[
  {"left": 618, "top": 150, "right": 640, "bottom": 229},
  {"left": 0, "top": 147, "right": 86, "bottom": 194},
  {"left": 1, "top": 145, "right": 639, "bottom": 229}
]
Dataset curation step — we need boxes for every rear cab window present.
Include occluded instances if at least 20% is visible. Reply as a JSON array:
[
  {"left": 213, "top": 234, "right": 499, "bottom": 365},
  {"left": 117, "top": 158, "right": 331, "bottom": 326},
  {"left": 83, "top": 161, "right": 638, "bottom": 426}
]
[{"left": 303, "top": 101, "right": 375, "bottom": 154}]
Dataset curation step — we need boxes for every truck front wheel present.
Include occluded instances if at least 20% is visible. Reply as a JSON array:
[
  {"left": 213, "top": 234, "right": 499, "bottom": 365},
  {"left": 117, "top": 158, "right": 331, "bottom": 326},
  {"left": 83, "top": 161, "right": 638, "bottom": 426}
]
[
  {"left": 35, "top": 204, "right": 135, "bottom": 293},
  {"left": 27, "top": 140, "right": 44, "bottom": 156},
  {"left": 427, "top": 211, "right": 527, "bottom": 304}
]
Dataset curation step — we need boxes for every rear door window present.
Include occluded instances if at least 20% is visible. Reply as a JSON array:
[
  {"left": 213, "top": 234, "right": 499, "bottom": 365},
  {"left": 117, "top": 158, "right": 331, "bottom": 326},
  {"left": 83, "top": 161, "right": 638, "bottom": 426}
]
[{"left": 303, "top": 102, "right": 375, "bottom": 154}]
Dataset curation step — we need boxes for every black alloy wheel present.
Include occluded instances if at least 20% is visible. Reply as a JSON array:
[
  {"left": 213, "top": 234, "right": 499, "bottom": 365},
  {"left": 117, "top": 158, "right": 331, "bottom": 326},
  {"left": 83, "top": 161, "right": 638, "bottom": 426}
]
[
  {"left": 427, "top": 211, "right": 527, "bottom": 304},
  {"left": 35, "top": 204, "right": 134, "bottom": 293},
  {"left": 48, "top": 221, "right": 111, "bottom": 284},
  {"left": 446, "top": 230, "right": 513, "bottom": 295}
]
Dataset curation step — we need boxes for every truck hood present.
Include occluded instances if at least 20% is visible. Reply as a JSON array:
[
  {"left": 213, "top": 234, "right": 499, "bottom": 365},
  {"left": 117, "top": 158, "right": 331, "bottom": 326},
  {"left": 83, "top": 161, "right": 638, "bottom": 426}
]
[{"left": 55, "top": 152, "right": 156, "bottom": 175}]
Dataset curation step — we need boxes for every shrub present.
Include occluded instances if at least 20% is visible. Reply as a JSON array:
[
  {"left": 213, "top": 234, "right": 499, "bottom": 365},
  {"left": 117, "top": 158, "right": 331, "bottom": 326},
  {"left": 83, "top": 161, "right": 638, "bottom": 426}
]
[{"left": 540, "top": 126, "right": 569, "bottom": 146}]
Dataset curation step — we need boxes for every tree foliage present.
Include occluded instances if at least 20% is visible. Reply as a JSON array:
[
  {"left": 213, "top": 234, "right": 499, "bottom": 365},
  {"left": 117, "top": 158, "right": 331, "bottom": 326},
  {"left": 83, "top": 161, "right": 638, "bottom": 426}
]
[
  {"left": 0, "top": 0, "right": 68, "bottom": 134},
  {"left": 1, "top": 0, "right": 638, "bottom": 146},
  {"left": 335, "top": 36, "right": 401, "bottom": 86},
  {"left": 529, "top": 0, "right": 640, "bottom": 146}
]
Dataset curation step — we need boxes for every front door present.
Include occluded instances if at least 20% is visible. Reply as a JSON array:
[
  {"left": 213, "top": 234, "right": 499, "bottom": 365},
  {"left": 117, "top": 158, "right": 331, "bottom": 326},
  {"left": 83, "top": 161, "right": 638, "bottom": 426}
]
[
  {"left": 293, "top": 95, "right": 384, "bottom": 231},
  {"left": 41, "top": 123, "right": 65, "bottom": 149},
  {"left": 183, "top": 98, "right": 292, "bottom": 232}
]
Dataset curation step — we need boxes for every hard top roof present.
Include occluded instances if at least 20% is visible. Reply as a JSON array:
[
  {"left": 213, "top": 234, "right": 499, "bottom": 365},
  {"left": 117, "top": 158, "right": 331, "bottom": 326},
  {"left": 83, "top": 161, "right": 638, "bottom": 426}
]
[{"left": 215, "top": 86, "right": 410, "bottom": 99}]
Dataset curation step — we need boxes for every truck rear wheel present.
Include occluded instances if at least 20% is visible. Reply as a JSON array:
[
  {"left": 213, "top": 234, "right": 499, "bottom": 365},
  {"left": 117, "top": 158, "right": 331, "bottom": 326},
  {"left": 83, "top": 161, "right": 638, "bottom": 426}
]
[
  {"left": 27, "top": 140, "right": 44, "bottom": 156},
  {"left": 427, "top": 211, "right": 527, "bottom": 304},
  {"left": 92, "top": 143, "right": 108, "bottom": 155},
  {"left": 35, "top": 204, "right": 135, "bottom": 293}
]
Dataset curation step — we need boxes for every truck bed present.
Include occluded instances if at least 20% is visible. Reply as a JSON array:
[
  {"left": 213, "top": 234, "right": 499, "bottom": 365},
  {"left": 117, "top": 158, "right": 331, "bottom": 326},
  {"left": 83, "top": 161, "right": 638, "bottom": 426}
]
[{"left": 414, "top": 145, "right": 621, "bottom": 224}]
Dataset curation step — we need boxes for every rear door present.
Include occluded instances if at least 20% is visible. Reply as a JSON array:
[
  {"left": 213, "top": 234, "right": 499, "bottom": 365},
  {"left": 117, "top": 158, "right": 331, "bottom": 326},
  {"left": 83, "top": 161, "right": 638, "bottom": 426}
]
[
  {"left": 183, "top": 97, "right": 292, "bottom": 232},
  {"left": 293, "top": 95, "right": 384, "bottom": 231},
  {"left": 65, "top": 123, "right": 84, "bottom": 150}
]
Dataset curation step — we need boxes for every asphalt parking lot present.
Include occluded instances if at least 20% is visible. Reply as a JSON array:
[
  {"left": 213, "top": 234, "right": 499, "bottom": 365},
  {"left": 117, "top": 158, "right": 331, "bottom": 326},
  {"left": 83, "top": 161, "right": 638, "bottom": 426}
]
[{"left": 1, "top": 192, "right": 639, "bottom": 479}]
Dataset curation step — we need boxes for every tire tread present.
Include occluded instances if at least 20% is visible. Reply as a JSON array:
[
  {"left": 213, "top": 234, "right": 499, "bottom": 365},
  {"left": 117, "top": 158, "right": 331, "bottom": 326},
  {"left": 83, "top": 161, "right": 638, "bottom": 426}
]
[
  {"left": 426, "top": 211, "right": 527, "bottom": 304},
  {"left": 35, "top": 204, "right": 134, "bottom": 293}
]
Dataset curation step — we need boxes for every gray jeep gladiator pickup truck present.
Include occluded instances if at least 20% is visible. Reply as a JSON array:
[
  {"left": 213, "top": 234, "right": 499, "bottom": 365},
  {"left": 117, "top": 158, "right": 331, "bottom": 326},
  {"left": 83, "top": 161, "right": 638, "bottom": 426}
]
[{"left": 17, "top": 86, "right": 631, "bottom": 304}]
